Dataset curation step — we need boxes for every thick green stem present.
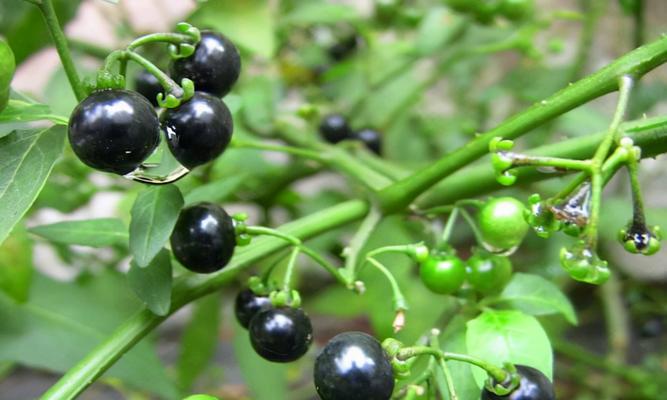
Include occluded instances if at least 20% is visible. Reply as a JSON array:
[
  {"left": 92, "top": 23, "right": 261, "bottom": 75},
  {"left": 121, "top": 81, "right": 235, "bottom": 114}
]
[
  {"left": 419, "top": 115, "right": 667, "bottom": 207},
  {"left": 36, "top": 0, "right": 86, "bottom": 101},
  {"left": 378, "top": 36, "right": 667, "bottom": 213}
]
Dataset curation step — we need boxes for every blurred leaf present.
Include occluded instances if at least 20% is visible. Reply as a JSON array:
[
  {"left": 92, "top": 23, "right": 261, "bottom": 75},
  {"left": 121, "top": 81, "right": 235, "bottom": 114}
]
[
  {"left": 466, "top": 310, "right": 553, "bottom": 388},
  {"left": 176, "top": 293, "right": 221, "bottom": 391},
  {"left": 281, "top": 2, "right": 359, "bottom": 26},
  {"left": 415, "top": 7, "right": 459, "bottom": 56},
  {"left": 0, "top": 99, "right": 66, "bottom": 125},
  {"left": 0, "top": 271, "right": 178, "bottom": 398},
  {"left": 29, "top": 218, "right": 128, "bottom": 248},
  {"left": 0, "top": 0, "right": 83, "bottom": 64},
  {"left": 0, "top": 226, "right": 33, "bottom": 303},
  {"left": 493, "top": 273, "right": 577, "bottom": 324},
  {"left": 44, "top": 66, "right": 80, "bottom": 117},
  {"left": 240, "top": 76, "right": 279, "bottom": 135},
  {"left": 556, "top": 105, "right": 609, "bottom": 137},
  {"left": 188, "top": 0, "right": 276, "bottom": 58},
  {"left": 309, "top": 285, "right": 365, "bottom": 317},
  {"left": 129, "top": 185, "right": 183, "bottom": 267},
  {"left": 0, "top": 126, "right": 66, "bottom": 246},
  {"left": 627, "top": 81, "right": 667, "bottom": 118},
  {"left": 232, "top": 320, "right": 288, "bottom": 400},
  {"left": 503, "top": 66, "right": 570, "bottom": 103},
  {"left": 184, "top": 175, "right": 246, "bottom": 205},
  {"left": 128, "top": 249, "right": 172, "bottom": 316}
]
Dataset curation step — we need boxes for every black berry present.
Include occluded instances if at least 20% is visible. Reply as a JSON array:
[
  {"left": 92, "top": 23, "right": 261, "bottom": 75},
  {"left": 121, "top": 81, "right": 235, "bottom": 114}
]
[
  {"left": 170, "top": 31, "right": 241, "bottom": 97},
  {"left": 314, "top": 331, "right": 394, "bottom": 400},
  {"left": 481, "top": 365, "right": 555, "bottom": 400},
  {"left": 355, "top": 128, "right": 382, "bottom": 155},
  {"left": 160, "top": 92, "right": 233, "bottom": 169},
  {"left": 234, "top": 289, "right": 272, "bottom": 329},
  {"left": 133, "top": 70, "right": 162, "bottom": 107},
  {"left": 68, "top": 89, "right": 160, "bottom": 175},
  {"left": 319, "top": 114, "right": 352, "bottom": 144},
  {"left": 248, "top": 307, "right": 312, "bottom": 363},
  {"left": 170, "top": 202, "right": 236, "bottom": 273}
]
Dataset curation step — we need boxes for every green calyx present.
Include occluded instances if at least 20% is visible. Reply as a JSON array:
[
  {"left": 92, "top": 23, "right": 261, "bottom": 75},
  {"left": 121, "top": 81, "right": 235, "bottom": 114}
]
[
  {"left": 525, "top": 193, "right": 562, "bottom": 238},
  {"left": 484, "top": 362, "right": 520, "bottom": 396},
  {"left": 618, "top": 224, "right": 662, "bottom": 255}
]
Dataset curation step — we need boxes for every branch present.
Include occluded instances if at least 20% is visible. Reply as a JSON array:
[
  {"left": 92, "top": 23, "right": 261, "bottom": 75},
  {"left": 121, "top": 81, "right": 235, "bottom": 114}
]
[{"left": 377, "top": 35, "right": 667, "bottom": 213}]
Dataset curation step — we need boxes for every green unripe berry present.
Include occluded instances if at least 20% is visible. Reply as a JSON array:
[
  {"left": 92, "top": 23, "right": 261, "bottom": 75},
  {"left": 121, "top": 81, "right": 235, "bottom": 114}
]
[{"left": 478, "top": 197, "right": 529, "bottom": 251}]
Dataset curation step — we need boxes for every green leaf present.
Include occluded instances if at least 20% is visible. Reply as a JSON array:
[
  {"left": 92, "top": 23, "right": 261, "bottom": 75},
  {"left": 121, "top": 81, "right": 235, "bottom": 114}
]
[
  {"left": 415, "top": 7, "right": 459, "bottom": 56},
  {"left": 184, "top": 175, "right": 246, "bottom": 205},
  {"left": 0, "top": 271, "right": 178, "bottom": 399},
  {"left": 281, "top": 2, "right": 359, "bottom": 26},
  {"left": 29, "top": 218, "right": 128, "bottom": 248},
  {"left": 232, "top": 320, "right": 288, "bottom": 400},
  {"left": 0, "top": 99, "right": 67, "bottom": 125},
  {"left": 128, "top": 249, "right": 172, "bottom": 316},
  {"left": 0, "top": 126, "right": 66, "bottom": 246},
  {"left": 493, "top": 273, "right": 578, "bottom": 324},
  {"left": 466, "top": 310, "right": 553, "bottom": 388},
  {"left": 129, "top": 185, "right": 183, "bottom": 267},
  {"left": 0, "top": 226, "right": 33, "bottom": 303},
  {"left": 176, "top": 293, "right": 221, "bottom": 391},
  {"left": 437, "top": 316, "right": 480, "bottom": 400},
  {"left": 239, "top": 76, "right": 278, "bottom": 135},
  {"left": 188, "top": 0, "right": 276, "bottom": 58}
]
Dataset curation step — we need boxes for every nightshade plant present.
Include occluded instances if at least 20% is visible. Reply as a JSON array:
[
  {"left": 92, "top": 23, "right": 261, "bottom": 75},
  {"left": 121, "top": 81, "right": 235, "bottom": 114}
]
[{"left": 1, "top": 0, "right": 667, "bottom": 399}]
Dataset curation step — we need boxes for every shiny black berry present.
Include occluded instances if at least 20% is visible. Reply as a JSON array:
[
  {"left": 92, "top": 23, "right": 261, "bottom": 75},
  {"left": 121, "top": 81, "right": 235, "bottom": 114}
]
[
  {"left": 234, "top": 289, "right": 272, "bottom": 329},
  {"left": 319, "top": 114, "right": 352, "bottom": 144},
  {"left": 314, "top": 331, "right": 394, "bottom": 400},
  {"left": 170, "top": 31, "right": 241, "bottom": 97},
  {"left": 170, "top": 202, "right": 236, "bottom": 273},
  {"left": 160, "top": 92, "right": 233, "bottom": 170},
  {"left": 355, "top": 128, "right": 382, "bottom": 155},
  {"left": 68, "top": 89, "right": 160, "bottom": 175},
  {"left": 481, "top": 365, "right": 555, "bottom": 400},
  {"left": 134, "top": 70, "right": 162, "bottom": 107},
  {"left": 248, "top": 307, "right": 312, "bottom": 363}
]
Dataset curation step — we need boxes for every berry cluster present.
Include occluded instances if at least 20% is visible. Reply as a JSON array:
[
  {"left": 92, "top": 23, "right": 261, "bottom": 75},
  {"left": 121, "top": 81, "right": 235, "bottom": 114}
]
[
  {"left": 68, "top": 30, "right": 240, "bottom": 177},
  {"left": 319, "top": 113, "right": 382, "bottom": 155},
  {"left": 420, "top": 197, "right": 527, "bottom": 297}
]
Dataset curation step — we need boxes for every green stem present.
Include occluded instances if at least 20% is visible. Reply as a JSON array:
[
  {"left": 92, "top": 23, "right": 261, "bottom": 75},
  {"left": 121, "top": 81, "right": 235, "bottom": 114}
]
[
  {"left": 430, "top": 331, "right": 458, "bottom": 400},
  {"left": 35, "top": 0, "right": 86, "bottom": 101},
  {"left": 67, "top": 38, "right": 111, "bottom": 59},
  {"left": 506, "top": 154, "right": 593, "bottom": 172},
  {"left": 419, "top": 115, "right": 667, "bottom": 207},
  {"left": 378, "top": 36, "right": 667, "bottom": 213},
  {"left": 127, "top": 32, "right": 197, "bottom": 51},
  {"left": 343, "top": 207, "right": 382, "bottom": 284},
  {"left": 366, "top": 258, "right": 408, "bottom": 313},
  {"left": 584, "top": 75, "right": 633, "bottom": 248},
  {"left": 599, "top": 273, "right": 630, "bottom": 399},
  {"left": 105, "top": 50, "right": 182, "bottom": 96},
  {"left": 396, "top": 346, "right": 509, "bottom": 384},
  {"left": 282, "top": 246, "right": 301, "bottom": 299},
  {"left": 440, "top": 207, "right": 459, "bottom": 244}
]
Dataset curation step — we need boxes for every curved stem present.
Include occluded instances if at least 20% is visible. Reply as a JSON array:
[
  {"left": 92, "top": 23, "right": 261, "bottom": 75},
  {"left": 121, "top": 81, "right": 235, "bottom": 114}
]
[
  {"left": 282, "top": 246, "right": 301, "bottom": 299},
  {"left": 127, "top": 32, "right": 197, "bottom": 51},
  {"left": 430, "top": 331, "right": 458, "bottom": 400},
  {"left": 440, "top": 207, "right": 459, "bottom": 244},
  {"left": 366, "top": 258, "right": 408, "bottom": 313},
  {"left": 35, "top": 0, "right": 86, "bottom": 101},
  {"left": 343, "top": 207, "right": 382, "bottom": 284}
]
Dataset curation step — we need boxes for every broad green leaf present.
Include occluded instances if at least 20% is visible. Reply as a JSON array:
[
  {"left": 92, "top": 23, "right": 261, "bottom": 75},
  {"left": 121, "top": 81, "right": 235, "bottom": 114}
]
[
  {"left": 176, "top": 293, "right": 221, "bottom": 391},
  {"left": 0, "top": 99, "right": 67, "bottom": 125},
  {"left": 0, "top": 126, "right": 66, "bottom": 246},
  {"left": 0, "top": 271, "right": 178, "bottom": 398},
  {"left": 494, "top": 273, "right": 577, "bottom": 324},
  {"left": 239, "top": 76, "right": 278, "bottom": 135},
  {"left": 184, "top": 175, "right": 246, "bottom": 205},
  {"left": 188, "top": 0, "right": 276, "bottom": 58},
  {"left": 128, "top": 249, "right": 172, "bottom": 316},
  {"left": 44, "top": 67, "right": 80, "bottom": 117},
  {"left": 232, "top": 320, "right": 288, "bottom": 400},
  {"left": 281, "top": 2, "right": 359, "bottom": 26},
  {"left": 129, "top": 185, "right": 183, "bottom": 267},
  {"left": 29, "top": 218, "right": 128, "bottom": 248},
  {"left": 466, "top": 310, "right": 553, "bottom": 388},
  {"left": 0, "top": 226, "right": 33, "bottom": 303}
]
